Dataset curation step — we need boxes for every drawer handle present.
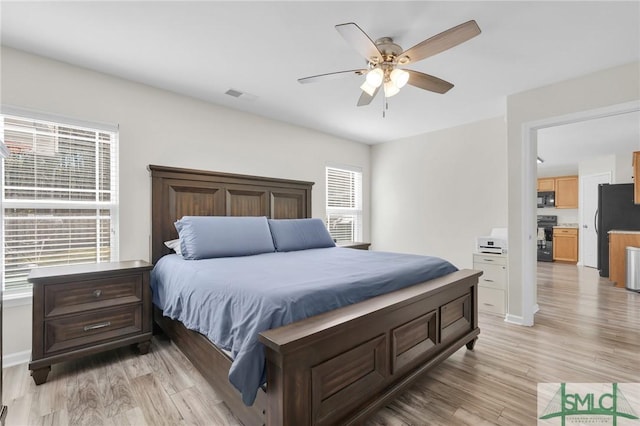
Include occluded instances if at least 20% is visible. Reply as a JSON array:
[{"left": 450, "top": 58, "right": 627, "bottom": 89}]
[
  {"left": 84, "top": 321, "right": 111, "bottom": 331},
  {"left": 93, "top": 289, "right": 102, "bottom": 298},
  {"left": 482, "top": 303, "right": 495, "bottom": 307},
  {"left": 483, "top": 279, "right": 495, "bottom": 282},
  {"left": 483, "top": 259, "right": 494, "bottom": 262}
]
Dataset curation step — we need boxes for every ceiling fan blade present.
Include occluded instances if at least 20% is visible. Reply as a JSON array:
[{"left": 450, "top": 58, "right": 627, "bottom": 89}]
[
  {"left": 406, "top": 70, "right": 454, "bottom": 94},
  {"left": 399, "top": 20, "right": 481, "bottom": 65},
  {"left": 357, "top": 86, "right": 380, "bottom": 106},
  {"left": 298, "top": 69, "right": 367, "bottom": 84},
  {"left": 335, "top": 23, "right": 383, "bottom": 64}
]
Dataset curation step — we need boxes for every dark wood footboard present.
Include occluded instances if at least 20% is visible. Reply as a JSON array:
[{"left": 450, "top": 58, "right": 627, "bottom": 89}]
[
  {"left": 259, "top": 268, "right": 480, "bottom": 425},
  {"left": 154, "top": 269, "right": 480, "bottom": 426}
]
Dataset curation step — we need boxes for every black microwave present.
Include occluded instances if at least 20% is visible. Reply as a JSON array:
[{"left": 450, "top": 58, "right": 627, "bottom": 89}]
[{"left": 537, "top": 191, "right": 555, "bottom": 208}]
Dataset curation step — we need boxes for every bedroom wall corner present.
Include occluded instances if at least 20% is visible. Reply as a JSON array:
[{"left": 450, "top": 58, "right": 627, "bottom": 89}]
[{"left": 370, "top": 116, "right": 508, "bottom": 270}]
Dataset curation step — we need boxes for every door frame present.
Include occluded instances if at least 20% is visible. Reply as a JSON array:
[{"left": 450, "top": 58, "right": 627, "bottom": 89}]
[
  {"left": 519, "top": 100, "right": 640, "bottom": 326},
  {"left": 579, "top": 172, "right": 611, "bottom": 267}
]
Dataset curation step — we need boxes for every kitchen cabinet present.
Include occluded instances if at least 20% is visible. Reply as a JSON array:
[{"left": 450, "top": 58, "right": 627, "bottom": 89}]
[
  {"left": 634, "top": 151, "right": 639, "bottom": 204},
  {"left": 555, "top": 176, "right": 578, "bottom": 209},
  {"left": 553, "top": 227, "right": 579, "bottom": 263},
  {"left": 473, "top": 253, "right": 507, "bottom": 315},
  {"left": 537, "top": 178, "right": 555, "bottom": 192},
  {"left": 608, "top": 230, "right": 640, "bottom": 288}
]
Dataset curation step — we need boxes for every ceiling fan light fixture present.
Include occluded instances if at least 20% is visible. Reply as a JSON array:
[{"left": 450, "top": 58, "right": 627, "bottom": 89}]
[
  {"left": 383, "top": 80, "right": 400, "bottom": 98},
  {"left": 390, "top": 68, "right": 409, "bottom": 89},
  {"left": 365, "top": 67, "right": 384, "bottom": 87},
  {"left": 360, "top": 81, "right": 377, "bottom": 96}
]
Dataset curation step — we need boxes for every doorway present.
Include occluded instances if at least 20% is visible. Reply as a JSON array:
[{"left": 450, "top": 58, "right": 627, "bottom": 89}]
[
  {"left": 519, "top": 100, "right": 640, "bottom": 326},
  {"left": 580, "top": 172, "right": 611, "bottom": 268}
]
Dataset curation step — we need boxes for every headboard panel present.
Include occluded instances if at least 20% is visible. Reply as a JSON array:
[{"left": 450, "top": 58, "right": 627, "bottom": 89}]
[{"left": 149, "top": 165, "right": 314, "bottom": 264}]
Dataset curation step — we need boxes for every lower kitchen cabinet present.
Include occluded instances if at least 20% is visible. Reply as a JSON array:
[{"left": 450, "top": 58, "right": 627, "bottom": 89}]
[
  {"left": 553, "top": 227, "right": 579, "bottom": 263},
  {"left": 472, "top": 253, "right": 508, "bottom": 315}
]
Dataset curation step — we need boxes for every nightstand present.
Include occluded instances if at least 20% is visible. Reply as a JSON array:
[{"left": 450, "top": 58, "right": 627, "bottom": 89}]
[
  {"left": 337, "top": 241, "right": 371, "bottom": 250},
  {"left": 27, "top": 260, "right": 153, "bottom": 385}
]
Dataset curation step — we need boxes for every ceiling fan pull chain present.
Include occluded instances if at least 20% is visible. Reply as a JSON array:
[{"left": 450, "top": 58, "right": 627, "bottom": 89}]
[{"left": 382, "top": 94, "right": 387, "bottom": 118}]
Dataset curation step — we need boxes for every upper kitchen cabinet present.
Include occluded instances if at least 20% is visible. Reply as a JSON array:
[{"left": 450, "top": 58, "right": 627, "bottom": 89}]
[
  {"left": 634, "top": 151, "right": 639, "bottom": 204},
  {"left": 555, "top": 176, "right": 578, "bottom": 209},
  {"left": 537, "top": 178, "right": 555, "bottom": 192}
]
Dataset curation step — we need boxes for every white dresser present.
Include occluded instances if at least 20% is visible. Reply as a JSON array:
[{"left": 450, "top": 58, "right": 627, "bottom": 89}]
[{"left": 473, "top": 253, "right": 508, "bottom": 315}]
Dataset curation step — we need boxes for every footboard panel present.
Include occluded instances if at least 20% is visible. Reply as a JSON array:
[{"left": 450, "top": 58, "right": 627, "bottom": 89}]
[{"left": 259, "top": 269, "right": 481, "bottom": 426}]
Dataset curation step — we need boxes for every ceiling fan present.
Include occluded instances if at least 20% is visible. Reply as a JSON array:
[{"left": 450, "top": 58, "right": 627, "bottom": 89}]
[{"left": 298, "top": 20, "right": 481, "bottom": 107}]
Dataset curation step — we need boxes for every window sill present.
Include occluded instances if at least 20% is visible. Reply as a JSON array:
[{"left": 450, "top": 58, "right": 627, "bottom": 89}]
[{"left": 3, "top": 291, "right": 32, "bottom": 308}]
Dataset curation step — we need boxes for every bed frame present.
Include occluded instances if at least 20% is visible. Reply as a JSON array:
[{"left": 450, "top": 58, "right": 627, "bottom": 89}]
[{"left": 149, "top": 164, "right": 481, "bottom": 426}]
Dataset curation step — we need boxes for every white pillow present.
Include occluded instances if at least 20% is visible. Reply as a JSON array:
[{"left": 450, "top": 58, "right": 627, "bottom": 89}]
[{"left": 164, "top": 239, "right": 182, "bottom": 256}]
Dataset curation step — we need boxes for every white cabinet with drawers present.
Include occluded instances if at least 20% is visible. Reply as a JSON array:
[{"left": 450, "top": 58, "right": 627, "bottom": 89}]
[{"left": 473, "top": 253, "right": 508, "bottom": 315}]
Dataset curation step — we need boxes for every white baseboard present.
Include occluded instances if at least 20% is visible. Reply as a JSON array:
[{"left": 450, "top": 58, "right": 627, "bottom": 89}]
[
  {"left": 3, "top": 349, "right": 31, "bottom": 368},
  {"left": 504, "top": 313, "right": 524, "bottom": 325}
]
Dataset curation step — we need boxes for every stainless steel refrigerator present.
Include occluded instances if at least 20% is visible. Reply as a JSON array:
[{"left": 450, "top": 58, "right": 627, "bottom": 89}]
[{"left": 597, "top": 183, "right": 640, "bottom": 277}]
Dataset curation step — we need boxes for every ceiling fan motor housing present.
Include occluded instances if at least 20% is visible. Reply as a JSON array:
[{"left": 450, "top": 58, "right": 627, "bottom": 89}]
[{"left": 373, "top": 37, "right": 405, "bottom": 64}]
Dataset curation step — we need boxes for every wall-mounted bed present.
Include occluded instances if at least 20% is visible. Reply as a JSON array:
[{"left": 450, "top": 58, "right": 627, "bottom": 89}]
[{"left": 149, "top": 164, "right": 481, "bottom": 426}]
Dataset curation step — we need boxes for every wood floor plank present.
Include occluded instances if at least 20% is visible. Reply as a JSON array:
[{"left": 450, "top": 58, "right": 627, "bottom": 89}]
[
  {"left": 66, "top": 357, "right": 106, "bottom": 425},
  {"left": 117, "top": 345, "right": 152, "bottom": 381},
  {"left": 107, "top": 406, "right": 148, "bottom": 426},
  {"left": 39, "top": 408, "right": 69, "bottom": 426},
  {"left": 171, "top": 386, "right": 241, "bottom": 426},
  {"left": 142, "top": 339, "right": 195, "bottom": 396},
  {"left": 129, "top": 373, "right": 183, "bottom": 426},
  {"left": 4, "top": 262, "right": 639, "bottom": 425}
]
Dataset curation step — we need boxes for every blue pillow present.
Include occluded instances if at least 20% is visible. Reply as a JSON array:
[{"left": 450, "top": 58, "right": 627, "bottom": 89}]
[
  {"left": 268, "top": 218, "right": 336, "bottom": 252},
  {"left": 175, "top": 216, "right": 275, "bottom": 260}
]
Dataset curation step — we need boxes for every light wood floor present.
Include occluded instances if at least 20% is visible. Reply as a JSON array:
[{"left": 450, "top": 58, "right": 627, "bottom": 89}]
[{"left": 4, "top": 263, "right": 640, "bottom": 425}]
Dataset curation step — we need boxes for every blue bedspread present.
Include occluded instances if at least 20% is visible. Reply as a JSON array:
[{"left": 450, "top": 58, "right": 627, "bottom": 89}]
[{"left": 150, "top": 247, "right": 457, "bottom": 405}]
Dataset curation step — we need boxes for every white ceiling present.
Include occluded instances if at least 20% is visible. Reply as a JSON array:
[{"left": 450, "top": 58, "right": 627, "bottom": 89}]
[
  {"left": 537, "top": 111, "right": 640, "bottom": 176},
  {"left": 1, "top": 1, "right": 639, "bottom": 144}
]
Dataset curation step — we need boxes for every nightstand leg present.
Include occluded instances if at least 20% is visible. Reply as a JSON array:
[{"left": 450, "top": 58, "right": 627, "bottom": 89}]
[
  {"left": 466, "top": 338, "right": 478, "bottom": 351},
  {"left": 31, "top": 366, "right": 51, "bottom": 385},
  {"left": 137, "top": 340, "right": 151, "bottom": 355}
]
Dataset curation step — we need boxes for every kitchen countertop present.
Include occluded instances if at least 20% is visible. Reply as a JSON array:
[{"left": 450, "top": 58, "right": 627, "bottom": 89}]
[
  {"left": 608, "top": 229, "right": 640, "bottom": 235},
  {"left": 554, "top": 224, "right": 579, "bottom": 228}
]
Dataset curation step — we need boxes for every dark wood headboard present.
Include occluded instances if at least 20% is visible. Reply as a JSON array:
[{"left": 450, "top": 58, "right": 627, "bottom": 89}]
[{"left": 149, "top": 165, "right": 314, "bottom": 264}]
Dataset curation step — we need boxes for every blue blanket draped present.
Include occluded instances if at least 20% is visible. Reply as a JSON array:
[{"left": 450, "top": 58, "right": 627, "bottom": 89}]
[{"left": 151, "top": 247, "right": 457, "bottom": 405}]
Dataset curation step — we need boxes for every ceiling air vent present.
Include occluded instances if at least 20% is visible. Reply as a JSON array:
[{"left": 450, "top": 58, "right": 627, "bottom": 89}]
[{"left": 225, "top": 89, "right": 258, "bottom": 101}]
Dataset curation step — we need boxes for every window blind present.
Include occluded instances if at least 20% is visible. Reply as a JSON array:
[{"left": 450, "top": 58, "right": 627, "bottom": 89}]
[
  {"left": 2, "top": 114, "right": 119, "bottom": 294},
  {"left": 326, "top": 166, "right": 362, "bottom": 242}
]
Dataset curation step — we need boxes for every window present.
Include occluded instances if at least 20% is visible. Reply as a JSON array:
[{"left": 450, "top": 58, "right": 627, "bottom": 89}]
[
  {"left": 1, "top": 111, "right": 119, "bottom": 295},
  {"left": 326, "top": 165, "right": 362, "bottom": 242}
]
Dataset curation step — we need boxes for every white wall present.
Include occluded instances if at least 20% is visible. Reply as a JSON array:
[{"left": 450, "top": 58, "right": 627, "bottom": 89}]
[
  {"left": 371, "top": 116, "right": 507, "bottom": 269},
  {"left": 1, "top": 47, "right": 371, "bottom": 362},
  {"left": 579, "top": 154, "right": 617, "bottom": 179},
  {"left": 615, "top": 150, "right": 637, "bottom": 183},
  {"left": 506, "top": 62, "right": 640, "bottom": 324}
]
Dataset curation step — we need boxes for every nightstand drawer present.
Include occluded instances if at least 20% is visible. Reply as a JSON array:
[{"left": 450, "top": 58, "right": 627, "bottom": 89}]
[
  {"left": 44, "top": 305, "right": 142, "bottom": 354},
  {"left": 44, "top": 274, "right": 142, "bottom": 318}
]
